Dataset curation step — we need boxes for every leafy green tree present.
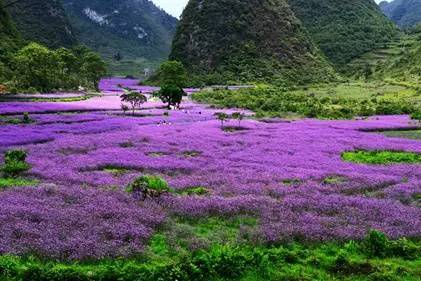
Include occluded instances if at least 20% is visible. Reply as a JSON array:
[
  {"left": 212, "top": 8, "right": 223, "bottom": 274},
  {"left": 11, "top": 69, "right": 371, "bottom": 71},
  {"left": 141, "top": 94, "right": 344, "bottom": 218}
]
[
  {"left": 155, "top": 61, "right": 187, "bottom": 87},
  {"left": 13, "top": 42, "right": 59, "bottom": 92},
  {"left": 156, "top": 84, "right": 184, "bottom": 109},
  {"left": 81, "top": 52, "right": 106, "bottom": 91},
  {"left": 121, "top": 91, "right": 147, "bottom": 116}
]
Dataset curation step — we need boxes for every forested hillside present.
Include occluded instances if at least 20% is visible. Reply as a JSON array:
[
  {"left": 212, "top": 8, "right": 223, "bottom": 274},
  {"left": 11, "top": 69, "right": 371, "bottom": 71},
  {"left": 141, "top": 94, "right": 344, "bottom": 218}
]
[
  {"left": 170, "top": 0, "right": 336, "bottom": 86},
  {"left": 288, "top": 0, "right": 398, "bottom": 67},
  {"left": 6, "top": 0, "right": 77, "bottom": 48},
  {"left": 379, "top": 0, "right": 421, "bottom": 28},
  {"left": 63, "top": 0, "right": 178, "bottom": 75}
]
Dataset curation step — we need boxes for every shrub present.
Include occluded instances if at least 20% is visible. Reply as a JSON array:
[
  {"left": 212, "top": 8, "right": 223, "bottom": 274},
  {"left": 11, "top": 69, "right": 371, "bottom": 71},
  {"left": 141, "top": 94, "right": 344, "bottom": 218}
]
[
  {"left": 2, "top": 150, "right": 30, "bottom": 178},
  {"left": 126, "top": 175, "right": 174, "bottom": 200},
  {"left": 363, "top": 230, "right": 388, "bottom": 258},
  {"left": 411, "top": 111, "right": 421, "bottom": 122},
  {"left": 23, "top": 112, "right": 31, "bottom": 124}
]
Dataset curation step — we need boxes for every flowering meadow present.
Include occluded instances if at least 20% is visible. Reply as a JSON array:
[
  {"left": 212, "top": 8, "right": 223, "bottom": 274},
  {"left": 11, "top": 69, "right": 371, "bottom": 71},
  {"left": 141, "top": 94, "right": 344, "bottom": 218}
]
[{"left": 0, "top": 78, "right": 420, "bottom": 280}]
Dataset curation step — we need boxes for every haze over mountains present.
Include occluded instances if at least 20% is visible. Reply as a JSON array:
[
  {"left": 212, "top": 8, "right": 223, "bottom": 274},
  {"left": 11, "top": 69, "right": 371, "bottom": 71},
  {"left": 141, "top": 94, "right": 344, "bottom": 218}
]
[{"left": 379, "top": 0, "right": 421, "bottom": 28}]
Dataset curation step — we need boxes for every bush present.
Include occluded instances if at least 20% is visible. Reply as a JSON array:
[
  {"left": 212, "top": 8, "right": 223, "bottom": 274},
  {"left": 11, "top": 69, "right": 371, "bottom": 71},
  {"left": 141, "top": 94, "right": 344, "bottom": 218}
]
[
  {"left": 126, "top": 175, "right": 174, "bottom": 200},
  {"left": 363, "top": 230, "right": 388, "bottom": 258},
  {"left": 1, "top": 150, "right": 30, "bottom": 178}
]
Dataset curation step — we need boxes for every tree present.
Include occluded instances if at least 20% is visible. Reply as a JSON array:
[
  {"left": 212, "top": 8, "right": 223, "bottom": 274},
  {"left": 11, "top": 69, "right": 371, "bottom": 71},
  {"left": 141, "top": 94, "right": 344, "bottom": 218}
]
[
  {"left": 13, "top": 42, "right": 59, "bottom": 92},
  {"left": 231, "top": 112, "right": 245, "bottom": 127},
  {"left": 155, "top": 61, "right": 187, "bottom": 87},
  {"left": 121, "top": 91, "right": 147, "bottom": 116},
  {"left": 81, "top": 52, "right": 107, "bottom": 91},
  {"left": 214, "top": 112, "right": 229, "bottom": 129},
  {"left": 156, "top": 84, "right": 184, "bottom": 109}
]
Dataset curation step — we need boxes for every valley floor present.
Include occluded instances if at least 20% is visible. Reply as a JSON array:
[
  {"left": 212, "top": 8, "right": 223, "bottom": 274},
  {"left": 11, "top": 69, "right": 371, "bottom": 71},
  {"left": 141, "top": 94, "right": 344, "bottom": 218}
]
[{"left": 0, "top": 79, "right": 419, "bottom": 280}]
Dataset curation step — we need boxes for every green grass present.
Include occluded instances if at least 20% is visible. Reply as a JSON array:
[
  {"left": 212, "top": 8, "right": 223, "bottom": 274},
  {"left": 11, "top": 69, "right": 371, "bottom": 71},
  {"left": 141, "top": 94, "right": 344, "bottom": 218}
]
[
  {"left": 381, "top": 130, "right": 421, "bottom": 140},
  {"left": 0, "top": 230, "right": 419, "bottom": 281},
  {"left": 0, "top": 178, "right": 38, "bottom": 188},
  {"left": 342, "top": 150, "right": 421, "bottom": 165}
]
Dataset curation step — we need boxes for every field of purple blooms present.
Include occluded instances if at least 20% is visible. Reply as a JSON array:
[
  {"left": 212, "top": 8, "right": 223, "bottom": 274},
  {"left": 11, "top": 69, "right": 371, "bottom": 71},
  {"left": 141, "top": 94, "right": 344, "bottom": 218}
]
[{"left": 0, "top": 78, "right": 420, "bottom": 263}]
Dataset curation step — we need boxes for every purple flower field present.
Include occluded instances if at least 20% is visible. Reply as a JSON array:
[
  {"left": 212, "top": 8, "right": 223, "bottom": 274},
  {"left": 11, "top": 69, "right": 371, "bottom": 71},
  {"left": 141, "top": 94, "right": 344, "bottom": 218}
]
[{"left": 0, "top": 78, "right": 420, "bottom": 260}]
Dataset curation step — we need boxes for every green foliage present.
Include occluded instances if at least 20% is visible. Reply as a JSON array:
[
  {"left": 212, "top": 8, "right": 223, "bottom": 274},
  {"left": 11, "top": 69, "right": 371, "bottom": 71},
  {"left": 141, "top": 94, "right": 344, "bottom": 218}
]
[
  {"left": 121, "top": 91, "right": 147, "bottom": 115},
  {"left": 0, "top": 178, "right": 38, "bottom": 189},
  {"left": 62, "top": 0, "right": 177, "bottom": 77},
  {"left": 155, "top": 84, "right": 184, "bottom": 109},
  {"left": 0, "top": 232, "right": 419, "bottom": 281},
  {"left": 177, "top": 186, "right": 210, "bottom": 196},
  {"left": 231, "top": 112, "right": 245, "bottom": 126},
  {"left": 11, "top": 43, "right": 106, "bottom": 93},
  {"left": 411, "top": 111, "right": 421, "bottom": 122},
  {"left": 193, "top": 85, "right": 417, "bottom": 119},
  {"left": 288, "top": 0, "right": 398, "bottom": 67},
  {"left": 342, "top": 150, "right": 421, "bottom": 165},
  {"left": 149, "top": 61, "right": 188, "bottom": 87},
  {"left": 214, "top": 112, "right": 229, "bottom": 129},
  {"left": 126, "top": 175, "right": 174, "bottom": 200},
  {"left": 170, "top": 0, "right": 336, "bottom": 86},
  {"left": 5, "top": 0, "right": 76, "bottom": 49},
  {"left": 1, "top": 150, "right": 30, "bottom": 178},
  {"left": 363, "top": 230, "right": 419, "bottom": 259}
]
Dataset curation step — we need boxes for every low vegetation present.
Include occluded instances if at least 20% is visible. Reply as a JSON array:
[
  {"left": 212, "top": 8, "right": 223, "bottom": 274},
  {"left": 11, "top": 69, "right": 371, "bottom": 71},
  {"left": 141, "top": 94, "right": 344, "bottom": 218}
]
[
  {"left": 342, "top": 150, "right": 421, "bottom": 165},
  {"left": 193, "top": 85, "right": 419, "bottom": 119},
  {"left": 0, "top": 230, "right": 419, "bottom": 281}
]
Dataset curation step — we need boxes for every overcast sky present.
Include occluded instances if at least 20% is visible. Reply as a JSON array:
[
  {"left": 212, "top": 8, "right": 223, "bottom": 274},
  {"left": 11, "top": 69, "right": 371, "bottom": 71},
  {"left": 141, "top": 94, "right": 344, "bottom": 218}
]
[
  {"left": 152, "top": 0, "right": 388, "bottom": 18},
  {"left": 152, "top": 0, "right": 188, "bottom": 18}
]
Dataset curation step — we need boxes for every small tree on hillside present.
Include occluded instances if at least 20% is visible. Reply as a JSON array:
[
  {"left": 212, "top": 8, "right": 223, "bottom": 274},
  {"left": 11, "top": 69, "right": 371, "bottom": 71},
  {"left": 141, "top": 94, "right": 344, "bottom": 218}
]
[
  {"left": 156, "top": 84, "right": 184, "bottom": 109},
  {"left": 121, "top": 91, "right": 147, "bottom": 116},
  {"left": 214, "top": 112, "right": 229, "bottom": 129}
]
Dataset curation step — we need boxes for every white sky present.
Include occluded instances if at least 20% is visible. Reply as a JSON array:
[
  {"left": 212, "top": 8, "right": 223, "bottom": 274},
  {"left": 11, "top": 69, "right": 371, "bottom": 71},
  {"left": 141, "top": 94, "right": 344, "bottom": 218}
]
[
  {"left": 152, "top": 0, "right": 388, "bottom": 18},
  {"left": 152, "top": 0, "right": 188, "bottom": 18}
]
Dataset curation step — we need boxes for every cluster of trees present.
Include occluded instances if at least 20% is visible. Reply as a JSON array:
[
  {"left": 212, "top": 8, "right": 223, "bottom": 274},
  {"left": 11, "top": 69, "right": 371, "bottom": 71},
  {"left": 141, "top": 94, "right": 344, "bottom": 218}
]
[{"left": 1, "top": 43, "right": 106, "bottom": 93}]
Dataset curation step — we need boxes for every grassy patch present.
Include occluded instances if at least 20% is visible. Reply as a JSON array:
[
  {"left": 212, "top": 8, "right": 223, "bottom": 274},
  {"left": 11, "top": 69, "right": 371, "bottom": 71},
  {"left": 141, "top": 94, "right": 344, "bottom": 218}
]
[
  {"left": 103, "top": 167, "right": 130, "bottom": 176},
  {"left": 177, "top": 186, "right": 210, "bottom": 196},
  {"left": 0, "top": 178, "right": 38, "bottom": 189},
  {"left": 322, "top": 175, "right": 347, "bottom": 185},
  {"left": 381, "top": 130, "right": 421, "bottom": 140},
  {"left": 281, "top": 178, "right": 302, "bottom": 186},
  {"left": 342, "top": 150, "right": 421, "bottom": 165}
]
